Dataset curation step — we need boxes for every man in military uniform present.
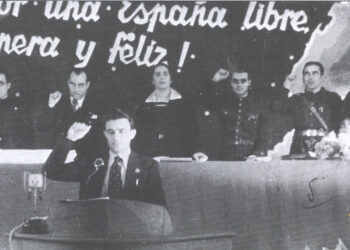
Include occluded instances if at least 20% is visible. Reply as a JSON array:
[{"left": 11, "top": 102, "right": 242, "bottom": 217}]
[
  {"left": 277, "top": 61, "right": 342, "bottom": 155},
  {"left": 207, "top": 67, "right": 271, "bottom": 161},
  {"left": 0, "top": 69, "right": 33, "bottom": 148},
  {"left": 34, "top": 69, "right": 105, "bottom": 150}
]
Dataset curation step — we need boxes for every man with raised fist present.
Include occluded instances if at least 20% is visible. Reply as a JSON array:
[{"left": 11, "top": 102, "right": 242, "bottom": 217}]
[
  {"left": 43, "top": 108, "right": 166, "bottom": 206},
  {"left": 199, "top": 66, "right": 271, "bottom": 161},
  {"left": 34, "top": 69, "right": 104, "bottom": 150}
]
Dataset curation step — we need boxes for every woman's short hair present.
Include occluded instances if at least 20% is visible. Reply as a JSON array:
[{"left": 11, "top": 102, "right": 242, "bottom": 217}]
[{"left": 153, "top": 61, "right": 172, "bottom": 80}]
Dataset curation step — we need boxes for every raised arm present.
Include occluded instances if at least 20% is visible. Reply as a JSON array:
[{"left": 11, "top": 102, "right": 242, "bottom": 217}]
[{"left": 43, "top": 122, "right": 91, "bottom": 181}]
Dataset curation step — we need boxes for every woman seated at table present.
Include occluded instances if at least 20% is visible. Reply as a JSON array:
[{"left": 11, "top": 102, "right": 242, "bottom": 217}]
[{"left": 133, "top": 62, "right": 196, "bottom": 158}]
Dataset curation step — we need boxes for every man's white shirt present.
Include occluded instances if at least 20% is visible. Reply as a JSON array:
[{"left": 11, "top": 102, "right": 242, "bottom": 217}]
[
  {"left": 101, "top": 149, "right": 130, "bottom": 197},
  {"left": 70, "top": 96, "right": 85, "bottom": 110}
]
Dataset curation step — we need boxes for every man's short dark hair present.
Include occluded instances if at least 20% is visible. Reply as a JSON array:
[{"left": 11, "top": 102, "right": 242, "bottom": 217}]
[
  {"left": 303, "top": 61, "right": 324, "bottom": 76},
  {"left": 70, "top": 68, "right": 89, "bottom": 81},
  {"left": 232, "top": 66, "right": 250, "bottom": 80},
  {"left": 101, "top": 108, "right": 135, "bottom": 130}
]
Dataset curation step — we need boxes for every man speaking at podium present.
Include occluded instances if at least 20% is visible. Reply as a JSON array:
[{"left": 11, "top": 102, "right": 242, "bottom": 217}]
[{"left": 43, "top": 108, "right": 166, "bottom": 206}]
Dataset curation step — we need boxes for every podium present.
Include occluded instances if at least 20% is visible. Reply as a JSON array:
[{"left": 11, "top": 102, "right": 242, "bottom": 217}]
[
  {"left": 48, "top": 199, "right": 174, "bottom": 238},
  {"left": 11, "top": 199, "right": 234, "bottom": 250}
]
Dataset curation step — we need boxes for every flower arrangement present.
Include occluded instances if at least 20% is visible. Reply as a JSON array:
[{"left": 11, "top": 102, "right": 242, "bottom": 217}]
[{"left": 314, "top": 119, "right": 350, "bottom": 160}]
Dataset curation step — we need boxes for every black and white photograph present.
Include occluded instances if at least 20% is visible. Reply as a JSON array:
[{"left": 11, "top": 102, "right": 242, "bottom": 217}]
[{"left": 1, "top": 1, "right": 350, "bottom": 249}]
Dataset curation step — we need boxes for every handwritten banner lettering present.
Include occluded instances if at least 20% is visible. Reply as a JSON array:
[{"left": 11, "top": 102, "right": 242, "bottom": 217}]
[{"left": 0, "top": 1, "right": 314, "bottom": 70}]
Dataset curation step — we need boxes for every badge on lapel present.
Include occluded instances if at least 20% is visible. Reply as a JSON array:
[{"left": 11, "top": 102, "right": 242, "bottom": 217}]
[{"left": 135, "top": 168, "right": 141, "bottom": 186}]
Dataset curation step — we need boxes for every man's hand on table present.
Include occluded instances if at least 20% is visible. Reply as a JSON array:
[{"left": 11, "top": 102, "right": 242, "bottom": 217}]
[
  {"left": 246, "top": 155, "right": 271, "bottom": 162},
  {"left": 193, "top": 152, "right": 208, "bottom": 162}
]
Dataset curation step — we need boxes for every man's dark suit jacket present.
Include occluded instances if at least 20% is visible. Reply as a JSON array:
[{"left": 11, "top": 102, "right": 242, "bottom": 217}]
[
  {"left": 34, "top": 92, "right": 104, "bottom": 149},
  {"left": 43, "top": 136, "right": 166, "bottom": 206}
]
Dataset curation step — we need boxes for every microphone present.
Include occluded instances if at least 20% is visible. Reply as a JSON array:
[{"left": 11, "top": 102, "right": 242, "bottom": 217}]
[
  {"left": 94, "top": 158, "right": 105, "bottom": 168},
  {"left": 86, "top": 158, "right": 105, "bottom": 186}
]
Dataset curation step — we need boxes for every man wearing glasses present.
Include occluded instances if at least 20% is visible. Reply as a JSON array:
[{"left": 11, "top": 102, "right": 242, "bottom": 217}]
[{"left": 204, "top": 66, "right": 271, "bottom": 161}]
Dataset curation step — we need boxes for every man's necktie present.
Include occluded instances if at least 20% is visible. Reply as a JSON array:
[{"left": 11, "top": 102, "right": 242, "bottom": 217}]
[
  {"left": 72, "top": 98, "right": 78, "bottom": 112},
  {"left": 107, "top": 156, "right": 123, "bottom": 198}
]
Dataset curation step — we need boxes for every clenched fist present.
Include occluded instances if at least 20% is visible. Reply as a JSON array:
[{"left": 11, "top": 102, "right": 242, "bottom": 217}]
[
  {"left": 48, "top": 91, "right": 62, "bottom": 108},
  {"left": 212, "top": 68, "right": 230, "bottom": 82},
  {"left": 66, "top": 122, "right": 91, "bottom": 142}
]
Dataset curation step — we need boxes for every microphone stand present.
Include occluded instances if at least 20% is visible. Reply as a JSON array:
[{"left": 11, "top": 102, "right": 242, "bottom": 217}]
[
  {"left": 85, "top": 158, "right": 105, "bottom": 197},
  {"left": 22, "top": 172, "right": 49, "bottom": 234}
]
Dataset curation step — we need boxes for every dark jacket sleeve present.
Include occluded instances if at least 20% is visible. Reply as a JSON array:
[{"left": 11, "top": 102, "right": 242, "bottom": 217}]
[
  {"left": 35, "top": 100, "right": 59, "bottom": 132},
  {"left": 180, "top": 98, "right": 198, "bottom": 156},
  {"left": 3, "top": 96, "right": 35, "bottom": 149},
  {"left": 252, "top": 100, "right": 272, "bottom": 156},
  {"left": 342, "top": 92, "right": 350, "bottom": 120},
  {"left": 331, "top": 93, "right": 342, "bottom": 133},
  {"left": 20, "top": 106, "right": 35, "bottom": 149},
  {"left": 43, "top": 136, "right": 82, "bottom": 182},
  {"left": 146, "top": 161, "right": 167, "bottom": 207},
  {"left": 208, "top": 79, "right": 231, "bottom": 110},
  {"left": 269, "top": 86, "right": 294, "bottom": 115}
]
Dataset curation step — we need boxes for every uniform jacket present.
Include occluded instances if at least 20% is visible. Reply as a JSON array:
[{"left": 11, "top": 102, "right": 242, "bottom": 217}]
[
  {"left": 209, "top": 82, "right": 271, "bottom": 159},
  {"left": 278, "top": 87, "right": 342, "bottom": 154},
  {"left": 0, "top": 94, "right": 33, "bottom": 148},
  {"left": 43, "top": 136, "right": 166, "bottom": 206},
  {"left": 341, "top": 91, "right": 350, "bottom": 120}
]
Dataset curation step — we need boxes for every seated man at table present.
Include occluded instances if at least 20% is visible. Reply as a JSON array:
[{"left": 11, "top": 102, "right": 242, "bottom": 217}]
[
  {"left": 34, "top": 68, "right": 105, "bottom": 151},
  {"left": 198, "top": 66, "right": 270, "bottom": 161},
  {"left": 43, "top": 108, "right": 166, "bottom": 206},
  {"left": 272, "top": 61, "right": 342, "bottom": 155},
  {"left": 0, "top": 68, "right": 33, "bottom": 148}
]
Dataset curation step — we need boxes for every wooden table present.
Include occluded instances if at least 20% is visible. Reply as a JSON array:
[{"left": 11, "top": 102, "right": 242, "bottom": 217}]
[
  {"left": 2, "top": 160, "right": 350, "bottom": 249},
  {"left": 12, "top": 231, "right": 234, "bottom": 250}
]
